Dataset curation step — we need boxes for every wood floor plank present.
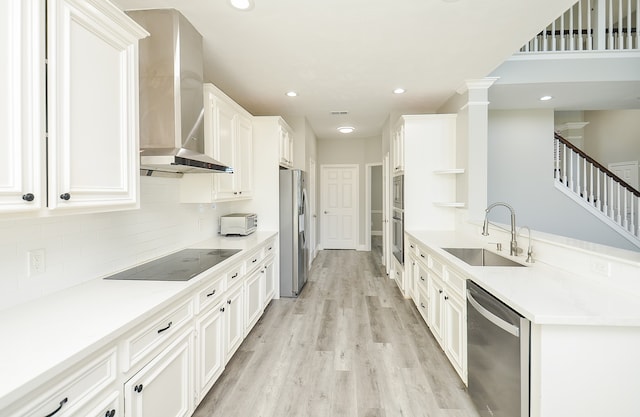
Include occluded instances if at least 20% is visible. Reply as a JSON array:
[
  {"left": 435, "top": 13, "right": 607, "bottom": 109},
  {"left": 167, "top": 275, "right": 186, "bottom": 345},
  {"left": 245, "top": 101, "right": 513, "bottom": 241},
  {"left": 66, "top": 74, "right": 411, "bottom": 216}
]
[{"left": 194, "top": 248, "right": 480, "bottom": 417}]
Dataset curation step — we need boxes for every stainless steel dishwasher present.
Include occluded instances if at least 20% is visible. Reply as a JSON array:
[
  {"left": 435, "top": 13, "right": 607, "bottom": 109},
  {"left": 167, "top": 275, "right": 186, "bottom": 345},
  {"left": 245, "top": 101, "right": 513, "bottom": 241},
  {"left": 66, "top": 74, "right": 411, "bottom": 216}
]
[{"left": 467, "top": 280, "right": 530, "bottom": 417}]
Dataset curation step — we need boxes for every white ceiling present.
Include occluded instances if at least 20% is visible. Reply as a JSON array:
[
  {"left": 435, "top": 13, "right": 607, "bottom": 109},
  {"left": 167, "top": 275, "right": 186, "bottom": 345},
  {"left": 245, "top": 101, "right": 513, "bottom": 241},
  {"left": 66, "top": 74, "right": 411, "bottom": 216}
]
[{"left": 114, "top": 0, "right": 580, "bottom": 140}]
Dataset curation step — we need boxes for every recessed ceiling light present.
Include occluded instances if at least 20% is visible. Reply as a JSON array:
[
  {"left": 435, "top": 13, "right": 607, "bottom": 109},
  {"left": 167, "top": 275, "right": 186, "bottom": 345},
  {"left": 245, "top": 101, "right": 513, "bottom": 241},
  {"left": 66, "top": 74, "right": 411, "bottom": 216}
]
[
  {"left": 337, "top": 126, "right": 355, "bottom": 134},
  {"left": 393, "top": 88, "right": 406, "bottom": 94},
  {"left": 286, "top": 91, "right": 298, "bottom": 97},
  {"left": 539, "top": 95, "right": 553, "bottom": 101},
  {"left": 229, "top": 0, "right": 254, "bottom": 11}
]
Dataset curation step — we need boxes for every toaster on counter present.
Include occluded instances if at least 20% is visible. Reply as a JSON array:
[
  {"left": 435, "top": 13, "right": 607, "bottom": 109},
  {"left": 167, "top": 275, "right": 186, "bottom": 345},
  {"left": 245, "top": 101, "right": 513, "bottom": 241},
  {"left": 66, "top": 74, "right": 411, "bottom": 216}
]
[{"left": 220, "top": 213, "right": 257, "bottom": 236}]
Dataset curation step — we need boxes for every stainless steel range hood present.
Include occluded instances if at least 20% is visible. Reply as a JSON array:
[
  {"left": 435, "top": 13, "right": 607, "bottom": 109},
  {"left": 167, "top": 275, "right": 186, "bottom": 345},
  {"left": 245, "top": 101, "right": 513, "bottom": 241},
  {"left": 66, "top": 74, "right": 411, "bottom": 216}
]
[{"left": 127, "top": 9, "right": 233, "bottom": 175}]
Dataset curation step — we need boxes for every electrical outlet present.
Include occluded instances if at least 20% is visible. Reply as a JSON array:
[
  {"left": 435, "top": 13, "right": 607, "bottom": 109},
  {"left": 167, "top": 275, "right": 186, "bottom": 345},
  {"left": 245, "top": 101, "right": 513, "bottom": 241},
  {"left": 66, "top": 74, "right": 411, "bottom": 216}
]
[
  {"left": 590, "top": 259, "right": 610, "bottom": 277},
  {"left": 28, "top": 249, "right": 46, "bottom": 277}
]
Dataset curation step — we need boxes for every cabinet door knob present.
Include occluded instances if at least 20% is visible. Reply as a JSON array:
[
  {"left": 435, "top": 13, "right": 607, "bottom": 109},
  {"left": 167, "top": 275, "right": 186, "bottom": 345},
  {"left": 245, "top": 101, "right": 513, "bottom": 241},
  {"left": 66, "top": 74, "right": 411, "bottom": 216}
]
[
  {"left": 60, "top": 193, "right": 71, "bottom": 201},
  {"left": 444, "top": 296, "right": 449, "bottom": 301},
  {"left": 22, "top": 193, "right": 35, "bottom": 202},
  {"left": 134, "top": 384, "right": 144, "bottom": 393},
  {"left": 106, "top": 409, "right": 116, "bottom": 417},
  {"left": 439, "top": 289, "right": 443, "bottom": 294},
  {"left": 227, "top": 299, "right": 232, "bottom": 305},
  {"left": 220, "top": 307, "right": 225, "bottom": 312}
]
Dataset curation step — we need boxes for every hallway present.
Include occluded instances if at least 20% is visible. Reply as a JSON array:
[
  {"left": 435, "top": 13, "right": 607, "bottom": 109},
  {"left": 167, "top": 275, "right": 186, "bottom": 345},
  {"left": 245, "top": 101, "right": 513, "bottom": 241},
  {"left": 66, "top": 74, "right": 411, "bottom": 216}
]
[{"left": 193, "top": 250, "right": 480, "bottom": 417}]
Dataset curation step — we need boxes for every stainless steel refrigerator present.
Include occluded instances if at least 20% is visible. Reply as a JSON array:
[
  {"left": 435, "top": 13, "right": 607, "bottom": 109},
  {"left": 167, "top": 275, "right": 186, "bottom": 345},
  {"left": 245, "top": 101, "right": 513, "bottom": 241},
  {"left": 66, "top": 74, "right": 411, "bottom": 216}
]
[{"left": 279, "top": 169, "right": 308, "bottom": 297}]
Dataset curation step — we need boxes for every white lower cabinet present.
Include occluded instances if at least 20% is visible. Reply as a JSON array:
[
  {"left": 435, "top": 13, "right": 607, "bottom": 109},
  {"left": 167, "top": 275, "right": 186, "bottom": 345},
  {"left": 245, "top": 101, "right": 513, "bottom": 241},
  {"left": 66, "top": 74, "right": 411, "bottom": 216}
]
[
  {"left": 244, "top": 267, "right": 264, "bottom": 336},
  {"left": 195, "top": 300, "right": 225, "bottom": 402},
  {"left": 224, "top": 283, "right": 245, "bottom": 361},
  {"left": 263, "top": 255, "right": 276, "bottom": 306},
  {"left": 124, "top": 331, "right": 194, "bottom": 417},
  {"left": 408, "top": 233, "right": 467, "bottom": 384}
]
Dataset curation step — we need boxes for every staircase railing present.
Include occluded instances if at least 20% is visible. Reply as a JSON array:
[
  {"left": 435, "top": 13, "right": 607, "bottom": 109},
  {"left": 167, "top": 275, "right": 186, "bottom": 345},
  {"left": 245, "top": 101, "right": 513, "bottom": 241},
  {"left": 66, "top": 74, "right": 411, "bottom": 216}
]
[
  {"left": 521, "top": 0, "right": 639, "bottom": 52},
  {"left": 554, "top": 132, "right": 640, "bottom": 242}
]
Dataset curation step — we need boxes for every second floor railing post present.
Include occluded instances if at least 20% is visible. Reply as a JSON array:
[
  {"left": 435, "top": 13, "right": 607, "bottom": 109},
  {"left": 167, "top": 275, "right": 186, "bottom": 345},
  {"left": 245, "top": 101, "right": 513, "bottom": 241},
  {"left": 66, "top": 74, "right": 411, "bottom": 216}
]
[{"left": 592, "top": 0, "right": 607, "bottom": 50}]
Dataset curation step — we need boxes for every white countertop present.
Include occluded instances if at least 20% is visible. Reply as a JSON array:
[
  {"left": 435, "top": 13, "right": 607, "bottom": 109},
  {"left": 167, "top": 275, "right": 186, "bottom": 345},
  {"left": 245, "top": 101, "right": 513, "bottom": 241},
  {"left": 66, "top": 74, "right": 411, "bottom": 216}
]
[
  {"left": 0, "top": 231, "right": 276, "bottom": 409},
  {"left": 406, "top": 230, "right": 640, "bottom": 327}
]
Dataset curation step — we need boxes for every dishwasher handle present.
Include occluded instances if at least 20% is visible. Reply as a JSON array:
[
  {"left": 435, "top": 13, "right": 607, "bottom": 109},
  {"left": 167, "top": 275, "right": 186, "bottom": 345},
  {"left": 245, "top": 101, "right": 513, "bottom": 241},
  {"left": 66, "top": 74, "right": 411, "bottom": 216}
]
[{"left": 467, "top": 289, "right": 520, "bottom": 337}]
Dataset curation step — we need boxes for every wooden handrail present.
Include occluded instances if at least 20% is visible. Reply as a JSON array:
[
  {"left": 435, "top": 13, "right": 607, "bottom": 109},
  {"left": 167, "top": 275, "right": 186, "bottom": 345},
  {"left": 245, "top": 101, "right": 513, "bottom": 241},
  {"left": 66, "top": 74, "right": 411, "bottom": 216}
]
[{"left": 555, "top": 132, "right": 640, "bottom": 198}]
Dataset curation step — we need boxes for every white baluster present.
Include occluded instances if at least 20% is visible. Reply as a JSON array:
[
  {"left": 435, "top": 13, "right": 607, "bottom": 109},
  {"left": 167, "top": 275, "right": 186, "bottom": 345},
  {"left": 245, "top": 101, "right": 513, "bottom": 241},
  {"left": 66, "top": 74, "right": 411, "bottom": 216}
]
[
  {"left": 597, "top": 170, "right": 602, "bottom": 211},
  {"left": 563, "top": 144, "right": 568, "bottom": 185},
  {"left": 623, "top": 187, "right": 629, "bottom": 228},
  {"left": 571, "top": 151, "right": 577, "bottom": 191},
  {"left": 616, "top": 181, "right": 622, "bottom": 223},
  {"left": 587, "top": 0, "right": 593, "bottom": 50},
  {"left": 578, "top": 0, "right": 583, "bottom": 50},
  {"left": 609, "top": 177, "right": 615, "bottom": 218},
  {"left": 608, "top": 0, "right": 614, "bottom": 49},
  {"left": 636, "top": 0, "right": 640, "bottom": 49},
  {"left": 618, "top": 0, "right": 623, "bottom": 49},
  {"left": 626, "top": 0, "right": 633, "bottom": 49},
  {"left": 561, "top": 10, "right": 566, "bottom": 51},
  {"left": 583, "top": 158, "right": 588, "bottom": 201},
  {"left": 569, "top": 3, "right": 575, "bottom": 50},
  {"left": 589, "top": 164, "right": 595, "bottom": 204},
  {"left": 552, "top": 19, "right": 557, "bottom": 51},
  {"left": 603, "top": 174, "right": 609, "bottom": 215}
]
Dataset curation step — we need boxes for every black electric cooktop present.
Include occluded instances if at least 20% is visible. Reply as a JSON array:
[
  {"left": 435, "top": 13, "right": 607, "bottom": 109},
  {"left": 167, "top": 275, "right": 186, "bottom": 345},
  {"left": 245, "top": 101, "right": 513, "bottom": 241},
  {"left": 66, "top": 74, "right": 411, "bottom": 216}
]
[{"left": 104, "top": 248, "right": 241, "bottom": 281}]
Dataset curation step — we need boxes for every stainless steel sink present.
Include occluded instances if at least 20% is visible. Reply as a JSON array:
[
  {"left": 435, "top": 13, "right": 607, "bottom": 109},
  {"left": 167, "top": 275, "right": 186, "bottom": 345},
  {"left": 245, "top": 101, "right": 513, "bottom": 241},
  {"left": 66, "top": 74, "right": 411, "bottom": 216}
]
[{"left": 441, "top": 247, "right": 525, "bottom": 267}]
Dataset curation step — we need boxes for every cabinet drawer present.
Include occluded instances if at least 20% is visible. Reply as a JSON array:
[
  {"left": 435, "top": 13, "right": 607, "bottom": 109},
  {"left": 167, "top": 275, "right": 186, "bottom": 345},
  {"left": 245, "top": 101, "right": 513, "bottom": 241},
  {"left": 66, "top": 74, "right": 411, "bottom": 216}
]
[
  {"left": 196, "top": 275, "right": 226, "bottom": 314},
  {"left": 445, "top": 268, "right": 466, "bottom": 297},
  {"left": 417, "top": 286, "right": 429, "bottom": 324},
  {"left": 244, "top": 249, "right": 264, "bottom": 273},
  {"left": 263, "top": 240, "right": 276, "bottom": 257},
  {"left": 416, "top": 264, "right": 429, "bottom": 293},
  {"left": 123, "top": 300, "right": 193, "bottom": 371},
  {"left": 71, "top": 390, "right": 119, "bottom": 417},
  {"left": 225, "top": 263, "right": 244, "bottom": 289},
  {"left": 9, "top": 349, "right": 117, "bottom": 417}
]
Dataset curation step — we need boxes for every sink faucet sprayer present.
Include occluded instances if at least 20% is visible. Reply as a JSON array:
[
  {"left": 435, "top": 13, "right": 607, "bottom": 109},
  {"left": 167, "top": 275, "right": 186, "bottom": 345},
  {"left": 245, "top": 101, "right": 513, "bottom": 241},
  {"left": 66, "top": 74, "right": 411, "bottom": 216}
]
[{"left": 482, "top": 202, "right": 519, "bottom": 256}]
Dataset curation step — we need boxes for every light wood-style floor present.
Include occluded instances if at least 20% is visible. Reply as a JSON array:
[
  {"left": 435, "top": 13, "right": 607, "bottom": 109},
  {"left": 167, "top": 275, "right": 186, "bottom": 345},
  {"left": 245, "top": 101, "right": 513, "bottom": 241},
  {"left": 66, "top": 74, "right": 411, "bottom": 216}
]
[{"left": 193, "top": 249, "right": 480, "bottom": 417}]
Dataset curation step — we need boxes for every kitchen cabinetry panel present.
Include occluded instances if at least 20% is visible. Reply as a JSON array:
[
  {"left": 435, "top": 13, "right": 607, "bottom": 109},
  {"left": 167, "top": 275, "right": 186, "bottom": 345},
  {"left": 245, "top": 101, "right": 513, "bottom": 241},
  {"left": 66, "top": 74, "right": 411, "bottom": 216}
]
[
  {"left": 180, "top": 83, "right": 253, "bottom": 203},
  {"left": 263, "top": 255, "right": 276, "bottom": 305},
  {"left": 124, "top": 331, "right": 193, "bottom": 417},
  {"left": 244, "top": 266, "right": 264, "bottom": 336},
  {"left": 279, "top": 124, "right": 294, "bottom": 168},
  {"left": 196, "top": 300, "right": 225, "bottom": 401},
  {"left": 443, "top": 291, "right": 465, "bottom": 374},
  {"left": 225, "top": 284, "right": 244, "bottom": 361},
  {"left": 47, "top": 0, "right": 145, "bottom": 212},
  {"left": 0, "top": 0, "right": 43, "bottom": 213}
]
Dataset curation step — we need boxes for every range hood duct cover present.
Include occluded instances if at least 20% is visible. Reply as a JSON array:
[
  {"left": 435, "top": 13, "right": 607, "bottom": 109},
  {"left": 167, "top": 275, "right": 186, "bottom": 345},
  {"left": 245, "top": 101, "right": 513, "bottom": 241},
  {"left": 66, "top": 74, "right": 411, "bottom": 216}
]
[{"left": 127, "top": 9, "right": 232, "bottom": 174}]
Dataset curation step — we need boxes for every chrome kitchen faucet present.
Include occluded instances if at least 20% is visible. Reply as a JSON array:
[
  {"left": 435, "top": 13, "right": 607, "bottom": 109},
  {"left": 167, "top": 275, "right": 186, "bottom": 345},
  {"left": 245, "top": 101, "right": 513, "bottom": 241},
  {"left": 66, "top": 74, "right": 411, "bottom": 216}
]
[{"left": 482, "top": 202, "right": 520, "bottom": 256}]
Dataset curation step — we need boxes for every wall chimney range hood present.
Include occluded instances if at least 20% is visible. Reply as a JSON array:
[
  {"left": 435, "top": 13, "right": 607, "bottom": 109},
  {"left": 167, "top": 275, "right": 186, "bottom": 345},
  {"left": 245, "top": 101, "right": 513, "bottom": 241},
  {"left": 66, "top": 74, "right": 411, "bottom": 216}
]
[{"left": 127, "top": 9, "right": 233, "bottom": 175}]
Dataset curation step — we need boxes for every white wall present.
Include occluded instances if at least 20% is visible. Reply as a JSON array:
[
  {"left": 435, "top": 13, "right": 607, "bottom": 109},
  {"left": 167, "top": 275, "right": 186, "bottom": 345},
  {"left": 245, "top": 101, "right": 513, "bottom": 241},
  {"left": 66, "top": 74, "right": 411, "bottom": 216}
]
[
  {"left": 584, "top": 109, "right": 640, "bottom": 168},
  {"left": 488, "top": 109, "right": 637, "bottom": 251},
  {"left": 317, "top": 136, "right": 382, "bottom": 248},
  {"left": 0, "top": 176, "right": 238, "bottom": 311}
]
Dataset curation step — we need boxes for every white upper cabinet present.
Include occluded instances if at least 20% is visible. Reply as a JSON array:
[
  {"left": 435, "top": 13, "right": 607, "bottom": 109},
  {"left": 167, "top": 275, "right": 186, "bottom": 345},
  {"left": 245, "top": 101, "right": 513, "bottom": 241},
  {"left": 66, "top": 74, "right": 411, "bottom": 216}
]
[
  {"left": 0, "top": 0, "right": 147, "bottom": 216},
  {"left": 180, "top": 84, "right": 253, "bottom": 203},
  {"left": 47, "top": 0, "right": 147, "bottom": 212},
  {"left": 0, "top": 0, "right": 43, "bottom": 213},
  {"left": 279, "top": 123, "right": 294, "bottom": 168}
]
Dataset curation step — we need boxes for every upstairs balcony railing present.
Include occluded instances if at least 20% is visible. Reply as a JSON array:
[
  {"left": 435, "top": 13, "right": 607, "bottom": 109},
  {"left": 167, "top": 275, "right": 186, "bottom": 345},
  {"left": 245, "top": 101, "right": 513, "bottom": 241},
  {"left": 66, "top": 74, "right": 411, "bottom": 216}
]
[{"left": 521, "top": 0, "right": 639, "bottom": 52}]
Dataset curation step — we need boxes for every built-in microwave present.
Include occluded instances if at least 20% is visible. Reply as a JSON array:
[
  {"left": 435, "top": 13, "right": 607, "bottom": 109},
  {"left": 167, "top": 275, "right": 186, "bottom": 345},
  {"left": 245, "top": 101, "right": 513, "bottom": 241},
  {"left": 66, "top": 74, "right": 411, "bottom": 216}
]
[{"left": 393, "top": 175, "right": 404, "bottom": 209}]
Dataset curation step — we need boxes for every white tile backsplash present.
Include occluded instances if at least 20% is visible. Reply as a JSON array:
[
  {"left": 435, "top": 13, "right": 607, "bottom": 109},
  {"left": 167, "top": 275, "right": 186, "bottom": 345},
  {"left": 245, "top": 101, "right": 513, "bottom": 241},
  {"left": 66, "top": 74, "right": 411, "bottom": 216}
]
[{"left": 0, "top": 176, "right": 225, "bottom": 311}]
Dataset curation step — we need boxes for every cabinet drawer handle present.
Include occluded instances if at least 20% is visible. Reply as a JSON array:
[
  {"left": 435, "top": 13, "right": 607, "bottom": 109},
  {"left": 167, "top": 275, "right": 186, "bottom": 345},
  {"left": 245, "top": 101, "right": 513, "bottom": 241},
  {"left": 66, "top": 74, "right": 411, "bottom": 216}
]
[
  {"left": 206, "top": 289, "right": 216, "bottom": 297},
  {"left": 421, "top": 302, "right": 426, "bottom": 309},
  {"left": 105, "top": 410, "right": 116, "bottom": 417},
  {"left": 438, "top": 289, "right": 443, "bottom": 294},
  {"left": 410, "top": 244, "right": 415, "bottom": 249},
  {"left": 59, "top": 193, "right": 71, "bottom": 201},
  {"left": 231, "top": 273, "right": 238, "bottom": 279},
  {"left": 227, "top": 299, "right": 232, "bottom": 305},
  {"left": 220, "top": 307, "right": 225, "bottom": 312},
  {"left": 44, "top": 397, "right": 68, "bottom": 417},
  {"left": 420, "top": 276, "right": 425, "bottom": 281},
  {"left": 267, "top": 246, "right": 272, "bottom": 251},
  {"left": 420, "top": 254, "right": 426, "bottom": 259},
  {"left": 252, "top": 258, "right": 257, "bottom": 263},
  {"left": 157, "top": 321, "right": 172, "bottom": 334},
  {"left": 22, "top": 193, "right": 35, "bottom": 202}
]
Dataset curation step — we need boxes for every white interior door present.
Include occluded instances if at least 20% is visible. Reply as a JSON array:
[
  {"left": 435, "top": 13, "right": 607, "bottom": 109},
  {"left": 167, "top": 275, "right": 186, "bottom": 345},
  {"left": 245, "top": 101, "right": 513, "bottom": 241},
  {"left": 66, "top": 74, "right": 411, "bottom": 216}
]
[
  {"left": 321, "top": 165, "right": 358, "bottom": 250},
  {"left": 608, "top": 161, "right": 639, "bottom": 190}
]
